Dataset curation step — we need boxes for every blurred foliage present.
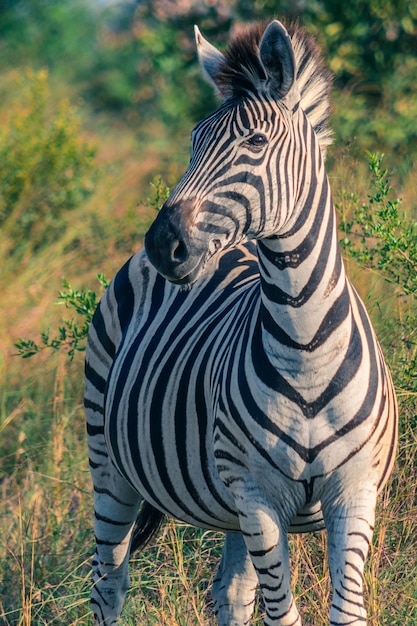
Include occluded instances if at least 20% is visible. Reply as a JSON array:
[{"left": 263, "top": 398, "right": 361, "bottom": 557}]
[
  {"left": 0, "top": 69, "right": 96, "bottom": 258},
  {"left": 144, "top": 176, "right": 171, "bottom": 211},
  {"left": 0, "top": 0, "right": 98, "bottom": 78},
  {"left": 0, "top": 0, "right": 415, "bottom": 159},
  {"left": 13, "top": 174, "right": 171, "bottom": 360},
  {"left": 13, "top": 176, "right": 170, "bottom": 360},
  {"left": 238, "top": 0, "right": 417, "bottom": 81}
]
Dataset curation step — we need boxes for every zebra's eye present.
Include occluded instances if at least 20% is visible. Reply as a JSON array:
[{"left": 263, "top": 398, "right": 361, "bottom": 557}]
[{"left": 245, "top": 133, "right": 268, "bottom": 151}]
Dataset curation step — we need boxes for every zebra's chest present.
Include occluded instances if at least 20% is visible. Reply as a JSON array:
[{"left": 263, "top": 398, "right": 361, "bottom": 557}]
[
  {"left": 102, "top": 267, "right": 261, "bottom": 528},
  {"left": 213, "top": 317, "right": 379, "bottom": 491},
  {"left": 105, "top": 311, "right": 320, "bottom": 520},
  {"left": 102, "top": 251, "right": 380, "bottom": 528}
]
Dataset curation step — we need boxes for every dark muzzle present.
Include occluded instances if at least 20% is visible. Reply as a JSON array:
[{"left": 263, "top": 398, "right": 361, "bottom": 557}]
[{"left": 144, "top": 200, "right": 203, "bottom": 284}]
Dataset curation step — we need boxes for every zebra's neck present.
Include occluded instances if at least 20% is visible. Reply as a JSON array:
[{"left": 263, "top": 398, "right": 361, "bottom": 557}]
[{"left": 257, "top": 160, "right": 350, "bottom": 386}]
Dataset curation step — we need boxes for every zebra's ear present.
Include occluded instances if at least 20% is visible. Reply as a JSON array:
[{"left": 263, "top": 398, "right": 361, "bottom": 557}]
[
  {"left": 195, "top": 25, "right": 228, "bottom": 99},
  {"left": 259, "top": 20, "right": 300, "bottom": 110}
]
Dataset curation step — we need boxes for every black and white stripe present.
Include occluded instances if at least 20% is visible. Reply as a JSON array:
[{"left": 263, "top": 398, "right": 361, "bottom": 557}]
[{"left": 85, "top": 20, "right": 397, "bottom": 625}]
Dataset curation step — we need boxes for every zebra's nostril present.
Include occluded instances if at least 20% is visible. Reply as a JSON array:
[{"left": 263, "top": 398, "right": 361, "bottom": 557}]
[{"left": 171, "top": 239, "right": 188, "bottom": 264}]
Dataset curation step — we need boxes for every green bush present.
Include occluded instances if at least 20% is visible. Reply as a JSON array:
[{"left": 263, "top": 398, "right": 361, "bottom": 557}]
[
  {"left": 0, "top": 70, "right": 96, "bottom": 258},
  {"left": 1, "top": 1, "right": 416, "bottom": 162}
]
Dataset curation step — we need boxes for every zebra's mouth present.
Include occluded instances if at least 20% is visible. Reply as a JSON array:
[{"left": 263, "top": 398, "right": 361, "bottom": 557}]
[
  {"left": 166, "top": 254, "right": 208, "bottom": 285},
  {"left": 144, "top": 198, "right": 223, "bottom": 285},
  {"left": 144, "top": 199, "right": 207, "bottom": 284}
]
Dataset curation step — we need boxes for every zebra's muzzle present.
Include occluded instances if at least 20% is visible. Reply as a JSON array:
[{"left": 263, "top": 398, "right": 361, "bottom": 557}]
[{"left": 145, "top": 200, "right": 205, "bottom": 284}]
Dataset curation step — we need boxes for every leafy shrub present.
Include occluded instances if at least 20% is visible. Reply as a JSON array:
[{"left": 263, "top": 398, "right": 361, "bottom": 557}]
[
  {"left": 339, "top": 152, "right": 417, "bottom": 391},
  {"left": 14, "top": 274, "right": 109, "bottom": 360},
  {"left": 340, "top": 153, "right": 417, "bottom": 294},
  {"left": 0, "top": 70, "right": 96, "bottom": 257},
  {"left": 1, "top": 1, "right": 416, "bottom": 163},
  {"left": 136, "top": 0, "right": 417, "bottom": 158}
]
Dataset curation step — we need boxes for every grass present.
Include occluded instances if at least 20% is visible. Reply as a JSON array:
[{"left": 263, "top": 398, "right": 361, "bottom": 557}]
[{"left": 0, "top": 354, "right": 91, "bottom": 625}]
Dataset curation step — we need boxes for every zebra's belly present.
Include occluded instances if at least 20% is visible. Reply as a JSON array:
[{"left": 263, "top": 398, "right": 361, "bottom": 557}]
[
  {"left": 102, "top": 294, "right": 325, "bottom": 532},
  {"left": 105, "top": 367, "right": 240, "bottom": 530},
  {"left": 104, "top": 351, "right": 330, "bottom": 534},
  {"left": 103, "top": 317, "right": 346, "bottom": 532},
  {"left": 105, "top": 388, "right": 327, "bottom": 534}
]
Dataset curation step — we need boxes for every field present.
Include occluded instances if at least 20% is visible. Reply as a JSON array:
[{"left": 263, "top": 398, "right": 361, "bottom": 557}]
[{"left": 1, "top": 2, "right": 417, "bottom": 625}]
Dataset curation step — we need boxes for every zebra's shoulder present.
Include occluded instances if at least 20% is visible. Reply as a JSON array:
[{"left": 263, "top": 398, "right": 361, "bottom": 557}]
[
  {"left": 88, "top": 250, "right": 149, "bottom": 353},
  {"left": 89, "top": 242, "right": 260, "bottom": 351}
]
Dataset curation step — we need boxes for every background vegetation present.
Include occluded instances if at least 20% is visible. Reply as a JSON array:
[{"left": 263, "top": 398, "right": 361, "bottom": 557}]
[{"left": 1, "top": 1, "right": 416, "bottom": 624}]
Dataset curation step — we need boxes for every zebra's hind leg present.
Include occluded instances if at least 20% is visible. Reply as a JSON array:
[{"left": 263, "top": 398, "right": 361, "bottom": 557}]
[
  {"left": 212, "top": 532, "right": 258, "bottom": 626},
  {"left": 323, "top": 485, "right": 377, "bottom": 626},
  {"left": 90, "top": 460, "right": 141, "bottom": 626}
]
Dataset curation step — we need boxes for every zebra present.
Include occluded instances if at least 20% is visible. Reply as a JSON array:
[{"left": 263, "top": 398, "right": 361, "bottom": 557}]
[{"left": 85, "top": 19, "right": 398, "bottom": 626}]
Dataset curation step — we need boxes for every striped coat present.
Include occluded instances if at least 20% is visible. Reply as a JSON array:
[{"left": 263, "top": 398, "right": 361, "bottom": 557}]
[{"left": 85, "top": 19, "right": 398, "bottom": 626}]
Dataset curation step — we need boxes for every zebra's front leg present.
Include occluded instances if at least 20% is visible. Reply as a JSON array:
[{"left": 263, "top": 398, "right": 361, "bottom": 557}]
[
  {"left": 212, "top": 531, "right": 258, "bottom": 626},
  {"left": 225, "top": 482, "right": 301, "bottom": 626},
  {"left": 323, "top": 484, "right": 377, "bottom": 626},
  {"left": 90, "top": 455, "right": 141, "bottom": 625}
]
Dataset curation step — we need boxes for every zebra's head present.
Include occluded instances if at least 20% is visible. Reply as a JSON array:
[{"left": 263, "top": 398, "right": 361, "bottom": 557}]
[{"left": 145, "top": 20, "right": 332, "bottom": 284}]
